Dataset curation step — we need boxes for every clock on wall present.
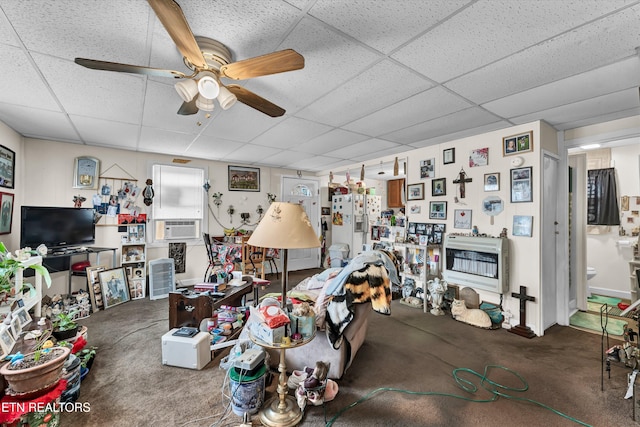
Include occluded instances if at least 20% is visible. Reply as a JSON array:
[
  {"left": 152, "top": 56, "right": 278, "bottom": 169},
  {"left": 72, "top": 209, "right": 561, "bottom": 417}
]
[{"left": 73, "top": 156, "right": 100, "bottom": 190}]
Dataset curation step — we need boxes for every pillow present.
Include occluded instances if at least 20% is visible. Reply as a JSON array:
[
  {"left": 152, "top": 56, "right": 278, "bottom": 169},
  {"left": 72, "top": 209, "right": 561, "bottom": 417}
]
[
  {"left": 313, "top": 276, "right": 336, "bottom": 330},
  {"left": 316, "top": 267, "right": 342, "bottom": 282}
]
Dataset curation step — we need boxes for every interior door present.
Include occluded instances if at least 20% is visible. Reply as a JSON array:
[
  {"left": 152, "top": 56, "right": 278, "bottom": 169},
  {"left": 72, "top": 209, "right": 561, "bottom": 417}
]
[
  {"left": 281, "top": 176, "right": 321, "bottom": 271},
  {"left": 542, "top": 152, "right": 560, "bottom": 332}
]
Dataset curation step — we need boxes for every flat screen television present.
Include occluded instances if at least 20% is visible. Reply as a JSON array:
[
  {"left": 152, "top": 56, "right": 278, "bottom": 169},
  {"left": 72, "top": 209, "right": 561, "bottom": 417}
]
[{"left": 20, "top": 206, "right": 95, "bottom": 249}]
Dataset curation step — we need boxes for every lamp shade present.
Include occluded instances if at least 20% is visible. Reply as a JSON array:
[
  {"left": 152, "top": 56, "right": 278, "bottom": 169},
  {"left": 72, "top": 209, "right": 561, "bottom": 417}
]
[
  {"left": 217, "top": 86, "right": 237, "bottom": 110},
  {"left": 174, "top": 79, "right": 198, "bottom": 102},
  {"left": 248, "top": 202, "right": 320, "bottom": 249},
  {"left": 197, "top": 75, "right": 220, "bottom": 99},
  {"left": 195, "top": 95, "right": 215, "bottom": 111}
]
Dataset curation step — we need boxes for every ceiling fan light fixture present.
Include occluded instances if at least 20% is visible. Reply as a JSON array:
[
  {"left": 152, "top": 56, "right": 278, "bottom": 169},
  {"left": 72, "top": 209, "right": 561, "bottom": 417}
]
[
  {"left": 217, "top": 86, "right": 237, "bottom": 110},
  {"left": 195, "top": 95, "right": 215, "bottom": 111},
  {"left": 197, "top": 75, "right": 220, "bottom": 99},
  {"left": 174, "top": 79, "right": 198, "bottom": 102}
]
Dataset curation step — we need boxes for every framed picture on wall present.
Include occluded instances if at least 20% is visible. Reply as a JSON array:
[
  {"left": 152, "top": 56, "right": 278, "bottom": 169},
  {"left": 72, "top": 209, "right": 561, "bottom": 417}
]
[
  {"left": 432, "top": 178, "right": 446, "bottom": 196},
  {"left": 503, "top": 131, "right": 533, "bottom": 156},
  {"left": 228, "top": 166, "right": 260, "bottom": 192},
  {"left": 407, "top": 183, "right": 424, "bottom": 201},
  {"left": 0, "top": 145, "right": 15, "bottom": 189},
  {"left": 0, "top": 192, "right": 14, "bottom": 235},
  {"left": 484, "top": 173, "right": 500, "bottom": 192},
  {"left": 443, "top": 148, "right": 455, "bottom": 165},
  {"left": 510, "top": 166, "right": 533, "bottom": 203},
  {"left": 429, "top": 201, "right": 447, "bottom": 220},
  {"left": 454, "top": 209, "right": 472, "bottom": 229},
  {"left": 513, "top": 215, "right": 533, "bottom": 237},
  {"left": 73, "top": 156, "right": 100, "bottom": 190}
]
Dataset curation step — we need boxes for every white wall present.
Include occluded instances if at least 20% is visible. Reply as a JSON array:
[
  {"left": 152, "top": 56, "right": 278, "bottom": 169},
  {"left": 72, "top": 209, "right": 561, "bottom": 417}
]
[
  {"left": 0, "top": 121, "right": 23, "bottom": 251},
  {"left": 16, "top": 137, "right": 298, "bottom": 296},
  {"left": 585, "top": 142, "right": 640, "bottom": 298},
  {"left": 320, "top": 121, "right": 548, "bottom": 335}
]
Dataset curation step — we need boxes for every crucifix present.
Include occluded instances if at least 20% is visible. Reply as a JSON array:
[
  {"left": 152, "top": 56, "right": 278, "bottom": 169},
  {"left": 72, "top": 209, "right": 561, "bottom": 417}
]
[
  {"left": 508, "top": 285, "right": 536, "bottom": 338},
  {"left": 452, "top": 168, "right": 472, "bottom": 198}
]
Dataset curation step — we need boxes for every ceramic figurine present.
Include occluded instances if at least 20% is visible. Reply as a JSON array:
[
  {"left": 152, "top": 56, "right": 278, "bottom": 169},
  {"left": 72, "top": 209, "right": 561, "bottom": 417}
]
[
  {"left": 472, "top": 225, "right": 479, "bottom": 236},
  {"left": 427, "top": 278, "right": 448, "bottom": 316},
  {"left": 500, "top": 228, "right": 508, "bottom": 238},
  {"left": 143, "top": 179, "right": 154, "bottom": 206},
  {"left": 451, "top": 299, "right": 491, "bottom": 328}
]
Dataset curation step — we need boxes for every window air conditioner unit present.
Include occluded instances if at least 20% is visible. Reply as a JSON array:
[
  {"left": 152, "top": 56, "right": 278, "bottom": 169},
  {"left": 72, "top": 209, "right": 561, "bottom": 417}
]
[
  {"left": 164, "top": 220, "right": 198, "bottom": 240},
  {"left": 148, "top": 258, "right": 176, "bottom": 300}
]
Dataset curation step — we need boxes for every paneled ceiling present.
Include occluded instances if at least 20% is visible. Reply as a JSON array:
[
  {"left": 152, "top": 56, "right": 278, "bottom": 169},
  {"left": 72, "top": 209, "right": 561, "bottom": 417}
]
[{"left": 0, "top": 0, "right": 639, "bottom": 176}]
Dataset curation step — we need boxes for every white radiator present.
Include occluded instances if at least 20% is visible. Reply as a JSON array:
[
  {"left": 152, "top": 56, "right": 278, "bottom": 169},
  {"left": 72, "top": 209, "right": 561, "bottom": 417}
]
[{"left": 148, "top": 258, "right": 176, "bottom": 300}]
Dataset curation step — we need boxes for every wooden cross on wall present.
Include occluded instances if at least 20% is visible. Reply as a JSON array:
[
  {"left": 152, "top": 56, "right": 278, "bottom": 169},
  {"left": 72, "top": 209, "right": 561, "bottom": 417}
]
[{"left": 452, "top": 168, "right": 472, "bottom": 198}]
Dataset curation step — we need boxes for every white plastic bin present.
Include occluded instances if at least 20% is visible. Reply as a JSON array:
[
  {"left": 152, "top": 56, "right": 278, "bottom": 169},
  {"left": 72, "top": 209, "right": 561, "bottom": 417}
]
[{"left": 329, "top": 243, "right": 349, "bottom": 268}]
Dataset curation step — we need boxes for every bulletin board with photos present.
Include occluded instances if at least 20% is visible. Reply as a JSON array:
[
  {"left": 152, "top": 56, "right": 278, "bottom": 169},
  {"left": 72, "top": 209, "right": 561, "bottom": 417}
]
[{"left": 406, "top": 222, "right": 446, "bottom": 245}]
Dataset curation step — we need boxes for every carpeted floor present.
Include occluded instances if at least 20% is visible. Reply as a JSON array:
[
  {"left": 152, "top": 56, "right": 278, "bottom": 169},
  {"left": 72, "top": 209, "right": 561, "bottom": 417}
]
[{"left": 59, "top": 270, "right": 640, "bottom": 427}]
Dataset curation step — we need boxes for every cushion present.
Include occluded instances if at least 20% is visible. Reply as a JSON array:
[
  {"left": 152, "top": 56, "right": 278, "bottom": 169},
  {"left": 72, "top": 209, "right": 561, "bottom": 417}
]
[{"left": 71, "top": 260, "right": 91, "bottom": 272}]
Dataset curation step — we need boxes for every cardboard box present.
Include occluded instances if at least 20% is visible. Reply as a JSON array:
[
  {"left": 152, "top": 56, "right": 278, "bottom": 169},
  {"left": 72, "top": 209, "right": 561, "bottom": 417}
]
[
  {"left": 251, "top": 322, "right": 286, "bottom": 345},
  {"left": 161, "top": 329, "right": 212, "bottom": 370}
]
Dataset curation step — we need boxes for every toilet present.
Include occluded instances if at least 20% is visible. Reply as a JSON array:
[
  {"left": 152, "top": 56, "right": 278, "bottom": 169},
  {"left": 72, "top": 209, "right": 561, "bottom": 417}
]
[{"left": 587, "top": 267, "right": 597, "bottom": 280}]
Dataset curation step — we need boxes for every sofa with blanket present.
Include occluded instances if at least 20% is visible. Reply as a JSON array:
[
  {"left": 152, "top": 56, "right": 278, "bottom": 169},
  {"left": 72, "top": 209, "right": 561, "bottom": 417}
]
[{"left": 266, "top": 250, "right": 400, "bottom": 379}]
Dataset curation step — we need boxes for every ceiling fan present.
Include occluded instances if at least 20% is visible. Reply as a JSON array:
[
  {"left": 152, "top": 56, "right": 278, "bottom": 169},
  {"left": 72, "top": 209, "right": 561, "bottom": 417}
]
[{"left": 74, "top": 0, "right": 304, "bottom": 117}]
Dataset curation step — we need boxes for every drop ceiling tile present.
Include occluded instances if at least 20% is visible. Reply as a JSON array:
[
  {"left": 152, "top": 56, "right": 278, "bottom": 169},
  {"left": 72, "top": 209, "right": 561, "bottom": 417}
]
[
  {"left": 357, "top": 147, "right": 410, "bottom": 162},
  {"left": 392, "top": 0, "right": 634, "bottom": 82},
  {"left": 409, "top": 121, "right": 513, "bottom": 148},
  {"left": 1, "top": 0, "right": 151, "bottom": 64},
  {"left": 259, "top": 150, "right": 311, "bottom": 168},
  {"left": 0, "top": 45, "right": 61, "bottom": 111},
  {"left": 446, "top": 3, "right": 640, "bottom": 104},
  {"left": 343, "top": 86, "right": 474, "bottom": 137},
  {"left": 329, "top": 138, "right": 400, "bottom": 159},
  {"left": 292, "top": 128, "right": 369, "bottom": 155},
  {"left": 510, "top": 89, "right": 640, "bottom": 128},
  {"left": 241, "top": 16, "right": 381, "bottom": 113},
  {"left": 200, "top": 102, "right": 282, "bottom": 143},
  {"left": 483, "top": 56, "right": 640, "bottom": 119},
  {"left": 251, "top": 116, "right": 333, "bottom": 149},
  {"left": 184, "top": 134, "right": 244, "bottom": 160},
  {"left": 35, "top": 53, "right": 145, "bottom": 124},
  {"left": 289, "top": 155, "right": 341, "bottom": 170},
  {"left": 70, "top": 116, "right": 140, "bottom": 149},
  {"left": 295, "top": 59, "right": 434, "bottom": 126},
  {"left": 308, "top": 0, "right": 470, "bottom": 54},
  {"left": 557, "top": 107, "right": 640, "bottom": 131},
  {"left": 138, "top": 127, "right": 197, "bottom": 154},
  {"left": 383, "top": 107, "right": 502, "bottom": 144},
  {"left": 0, "top": 6, "right": 19, "bottom": 47},
  {"left": 222, "top": 144, "right": 282, "bottom": 163},
  {"left": 0, "top": 104, "right": 78, "bottom": 142}
]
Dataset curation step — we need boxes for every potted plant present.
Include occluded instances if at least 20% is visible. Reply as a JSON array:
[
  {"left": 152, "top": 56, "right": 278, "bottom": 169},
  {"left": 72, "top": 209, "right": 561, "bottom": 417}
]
[
  {"left": 0, "top": 346, "right": 71, "bottom": 394},
  {"left": 0, "top": 242, "right": 51, "bottom": 301},
  {"left": 78, "top": 345, "right": 97, "bottom": 370},
  {"left": 52, "top": 310, "right": 79, "bottom": 341}
]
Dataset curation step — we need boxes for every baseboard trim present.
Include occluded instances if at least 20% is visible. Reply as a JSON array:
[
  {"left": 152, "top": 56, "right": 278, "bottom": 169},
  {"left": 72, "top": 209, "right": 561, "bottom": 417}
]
[{"left": 588, "top": 286, "right": 630, "bottom": 301}]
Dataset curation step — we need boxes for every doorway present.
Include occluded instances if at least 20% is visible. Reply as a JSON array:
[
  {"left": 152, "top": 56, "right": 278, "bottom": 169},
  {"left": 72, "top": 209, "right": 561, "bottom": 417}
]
[{"left": 281, "top": 176, "right": 321, "bottom": 271}]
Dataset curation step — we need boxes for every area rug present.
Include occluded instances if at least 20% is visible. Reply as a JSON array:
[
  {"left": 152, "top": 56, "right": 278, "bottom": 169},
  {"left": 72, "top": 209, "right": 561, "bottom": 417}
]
[
  {"left": 587, "top": 295, "right": 622, "bottom": 306},
  {"left": 570, "top": 311, "right": 627, "bottom": 336},
  {"left": 587, "top": 301, "right": 613, "bottom": 314}
]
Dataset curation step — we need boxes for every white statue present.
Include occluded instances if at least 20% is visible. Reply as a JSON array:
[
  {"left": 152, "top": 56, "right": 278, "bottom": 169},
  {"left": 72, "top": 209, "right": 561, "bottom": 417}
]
[{"left": 427, "top": 277, "right": 447, "bottom": 316}]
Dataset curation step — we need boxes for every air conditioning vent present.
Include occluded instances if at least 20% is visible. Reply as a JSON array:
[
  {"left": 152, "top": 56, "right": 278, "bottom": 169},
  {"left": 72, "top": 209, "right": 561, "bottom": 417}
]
[{"left": 164, "top": 220, "right": 198, "bottom": 239}]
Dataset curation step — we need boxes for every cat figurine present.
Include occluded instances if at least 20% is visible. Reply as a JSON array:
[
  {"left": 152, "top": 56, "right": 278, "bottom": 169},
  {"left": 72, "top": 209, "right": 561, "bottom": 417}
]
[{"left": 451, "top": 299, "right": 492, "bottom": 329}]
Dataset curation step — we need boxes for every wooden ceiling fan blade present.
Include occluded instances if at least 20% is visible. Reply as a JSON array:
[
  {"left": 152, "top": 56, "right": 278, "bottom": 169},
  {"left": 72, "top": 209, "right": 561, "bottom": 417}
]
[
  {"left": 177, "top": 99, "right": 198, "bottom": 115},
  {"left": 226, "top": 85, "right": 285, "bottom": 117},
  {"left": 220, "top": 49, "right": 304, "bottom": 80},
  {"left": 75, "top": 58, "right": 188, "bottom": 79},
  {"left": 148, "top": 0, "right": 206, "bottom": 69}
]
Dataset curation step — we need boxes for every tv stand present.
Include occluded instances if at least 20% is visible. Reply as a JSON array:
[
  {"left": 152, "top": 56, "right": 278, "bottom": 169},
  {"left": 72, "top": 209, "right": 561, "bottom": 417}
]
[{"left": 42, "top": 247, "right": 117, "bottom": 295}]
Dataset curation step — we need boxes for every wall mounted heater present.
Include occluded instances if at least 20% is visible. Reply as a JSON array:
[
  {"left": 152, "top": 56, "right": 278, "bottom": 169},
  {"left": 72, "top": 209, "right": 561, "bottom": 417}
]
[{"left": 148, "top": 258, "right": 176, "bottom": 300}]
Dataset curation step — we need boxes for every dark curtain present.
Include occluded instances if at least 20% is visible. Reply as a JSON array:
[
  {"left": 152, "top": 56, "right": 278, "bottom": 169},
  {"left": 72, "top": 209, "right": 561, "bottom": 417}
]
[{"left": 587, "top": 168, "right": 620, "bottom": 225}]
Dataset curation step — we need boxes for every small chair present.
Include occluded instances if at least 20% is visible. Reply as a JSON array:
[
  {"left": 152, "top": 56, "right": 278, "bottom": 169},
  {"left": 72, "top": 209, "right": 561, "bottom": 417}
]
[
  {"left": 241, "top": 235, "right": 266, "bottom": 280},
  {"left": 265, "top": 248, "right": 279, "bottom": 278}
]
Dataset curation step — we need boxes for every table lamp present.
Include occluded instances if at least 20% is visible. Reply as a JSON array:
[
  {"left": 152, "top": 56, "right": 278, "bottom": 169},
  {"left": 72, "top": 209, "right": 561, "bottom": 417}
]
[{"left": 248, "top": 202, "right": 320, "bottom": 427}]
